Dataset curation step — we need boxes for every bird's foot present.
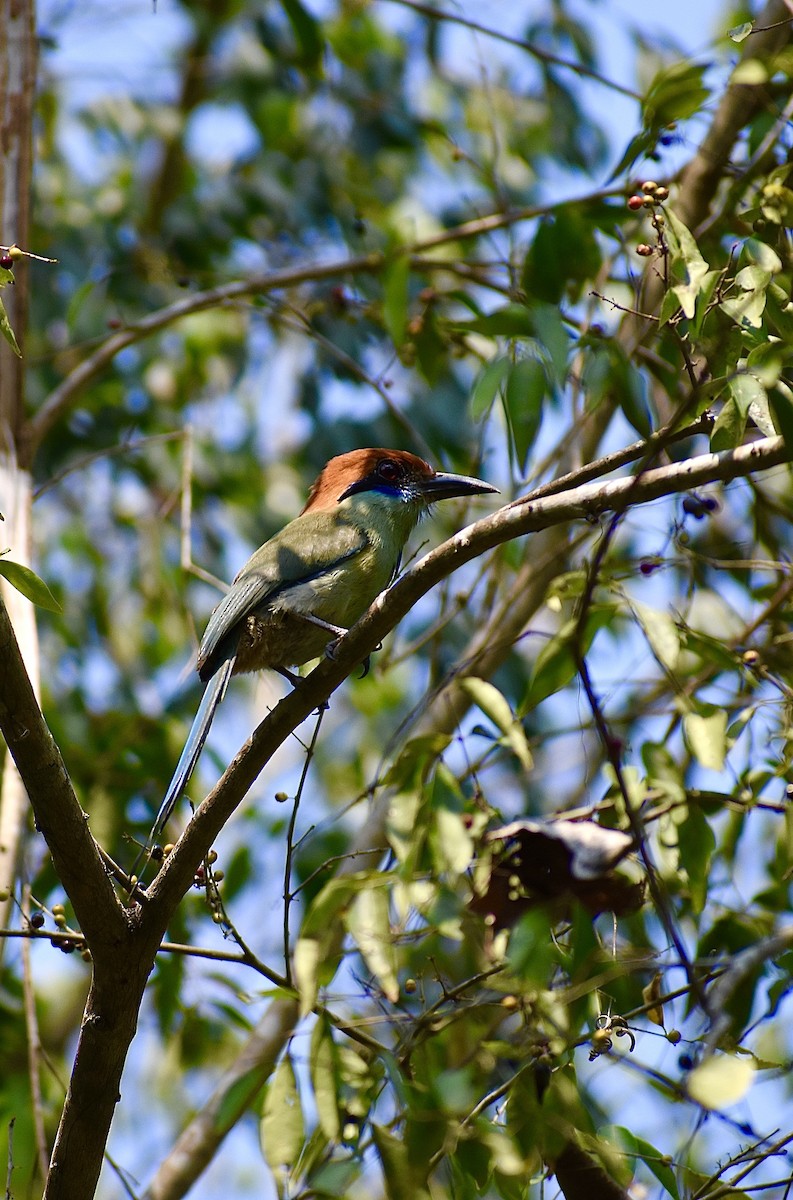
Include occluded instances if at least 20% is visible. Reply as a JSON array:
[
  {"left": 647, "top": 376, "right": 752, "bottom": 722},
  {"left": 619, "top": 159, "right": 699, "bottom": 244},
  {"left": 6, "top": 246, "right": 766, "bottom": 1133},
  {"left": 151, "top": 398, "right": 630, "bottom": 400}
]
[
  {"left": 359, "top": 641, "right": 383, "bottom": 676},
  {"left": 275, "top": 666, "right": 304, "bottom": 688}
]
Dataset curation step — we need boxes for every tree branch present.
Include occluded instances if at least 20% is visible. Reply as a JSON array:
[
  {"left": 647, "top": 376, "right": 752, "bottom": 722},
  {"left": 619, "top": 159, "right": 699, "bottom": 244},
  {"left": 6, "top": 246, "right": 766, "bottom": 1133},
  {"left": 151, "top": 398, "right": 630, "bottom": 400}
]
[
  {"left": 145, "top": 1000, "right": 300, "bottom": 1200},
  {"left": 25, "top": 187, "right": 620, "bottom": 458},
  {"left": 382, "top": 0, "right": 641, "bottom": 100},
  {"left": 679, "top": 0, "right": 793, "bottom": 234},
  {"left": 34, "top": 431, "right": 785, "bottom": 1200},
  {"left": 145, "top": 434, "right": 790, "bottom": 955},
  {"left": 0, "top": 592, "right": 127, "bottom": 949}
]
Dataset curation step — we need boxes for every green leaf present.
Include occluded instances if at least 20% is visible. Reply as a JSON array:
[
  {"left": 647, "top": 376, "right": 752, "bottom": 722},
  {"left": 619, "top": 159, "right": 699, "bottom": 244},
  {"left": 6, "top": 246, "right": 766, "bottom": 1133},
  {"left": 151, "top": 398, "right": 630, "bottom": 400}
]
[
  {"left": 293, "top": 936, "right": 321, "bottom": 1017},
  {"left": 602, "top": 1125, "right": 680, "bottom": 1200},
  {"left": 345, "top": 885, "right": 399, "bottom": 1002},
  {"left": 729, "top": 21, "right": 753, "bottom": 42},
  {"left": 687, "top": 1055, "right": 754, "bottom": 1110},
  {"left": 432, "top": 807, "right": 475, "bottom": 877},
  {"left": 383, "top": 254, "right": 410, "bottom": 347},
  {"left": 281, "top": 0, "right": 324, "bottom": 68},
  {"left": 523, "top": 608, "right": 614, "bottom": 711},
  {"left": 721, "top": 269, "right": 771, "bottom": 329},
  {"left": 658, "top": 287, "right": 681, "bottom": 328},
  {"left": 0, "top": 294, "right": 21, "bottom": 357},
  {"left": 769, "top": 390, "right": 793, "bottom": 453},
  {"left": 373, "top": 1124, "right": 430, "bottom": 1200},
  {"left": 664, "top": 208, "right": 710, "bottom": 319},
  {"left": 610, "top": 129, "right": 654, "bottom": 180},
  {"left": 522, "top": 208, "right": 601, "bottom": 304},
  {"left": 766, "top": 286, "right": 793, "bottom": 339},
  {"left": 387, "top": 789, "right": 426, "bottom": 865},
  {"left": 731, "top": 58, "right": 767, "bottom": 85},
  {"left": 747, "top": 392, "right": 776, "bottom": 438},
  {"left": 643, "top": 61, "right": 710, "bottom": 128},
  {"left": 502, "top": 357, "right": 545, "bottom": 473},
  {"left": 615, "top": 355, "right": 652, "bottom": 436},
  {"left": 453, "top": 303, "right": 535, "bottom": 339},
  {"left": 710, "top": 395, "right": 744, "bottom": 451},
  {"left": 581, "top": 341, "right": 652, "bottom": 434},
  {"left": 310, "top": 1014, "right": 342, "bottom": 1140},
  {"left": 678, "top": 804, "right": 716, "bottom": 913},
  {"left": 729, "top": 371, "right": 766, "bottom": 415},
  {"left": 260, "top": 1053, "right": 304, "bottom": 1174},
  {"left": 684, "top": 710, "right": 728, "bottom": 771},
  {"left": 629, "top": 600, "right": 681, "bottom": 671},
  {"left": 531, "top": 303, "right": 570, "bottom": 388},
  {"left": 460, "top": 677, "right": 533, "bottom": 770},
  {"left": 214, "top": 1067, "right": 269, "bottom": 1133},
  {"left": 301, "top": 877, "right": 358, "bottom": 939},
  {"left": 746, "top": 341, "right": 786, "bottom": 388},
  {"left": 471, "top": 356, "right": 510, "bottom": 421},
  {"left": 712, "top": 373, "right": 764, "bottom": 450},
  {"left": 642, "top": 741, "right": 685, "bottom": 804},
  {"left": 0, "top": 558, "right": 61, "bottom": 612},
  {"left": 690, "top": 269, "right": 722, "bottom": 337}
]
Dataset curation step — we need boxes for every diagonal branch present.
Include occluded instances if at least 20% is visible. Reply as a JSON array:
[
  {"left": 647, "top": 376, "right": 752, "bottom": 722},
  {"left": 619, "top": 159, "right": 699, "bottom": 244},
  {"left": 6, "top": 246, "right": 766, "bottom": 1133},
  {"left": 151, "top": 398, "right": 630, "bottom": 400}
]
[
  {"left": 679, "top": 0, "right": 793, "bottom": 234},
  {"left": 146, "top": 434, "right": 791, "bottom": 919},
  {"left": 0, "top": 592, "right": 128, "bottom": 949},
  {"left": 25, "top": 187, "right": 620, "bottom": 458},
  {"left": 142, "top": 433, "right": 790, "bottom": 1198}
]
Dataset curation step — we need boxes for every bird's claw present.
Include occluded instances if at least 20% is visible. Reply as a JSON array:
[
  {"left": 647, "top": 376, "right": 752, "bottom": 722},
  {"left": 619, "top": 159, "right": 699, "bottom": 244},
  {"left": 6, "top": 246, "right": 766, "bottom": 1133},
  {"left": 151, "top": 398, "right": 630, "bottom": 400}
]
[
  {"left": 325, "top": 641, "right": 382, "bottom": 676},
  {"left": 275, "top": 666, "right": 303, "bottom": 688},
  {"left": 360, "top": 641, "right": 383, "bottom": 676}
]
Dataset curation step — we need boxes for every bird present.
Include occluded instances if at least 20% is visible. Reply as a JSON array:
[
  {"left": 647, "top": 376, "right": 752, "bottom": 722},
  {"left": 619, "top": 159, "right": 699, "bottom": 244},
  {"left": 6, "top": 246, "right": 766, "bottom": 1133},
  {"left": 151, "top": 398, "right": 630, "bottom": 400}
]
[{"left": 142, "top": 448, "right": 497, "bottom": 860}]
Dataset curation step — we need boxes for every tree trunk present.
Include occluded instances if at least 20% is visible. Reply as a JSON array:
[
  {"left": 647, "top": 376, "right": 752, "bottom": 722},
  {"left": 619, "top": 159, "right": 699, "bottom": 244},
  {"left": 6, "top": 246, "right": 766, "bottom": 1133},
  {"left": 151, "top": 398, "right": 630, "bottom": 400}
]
[{"left": 0, "top": 0, "right": 38, "bottom": 946}]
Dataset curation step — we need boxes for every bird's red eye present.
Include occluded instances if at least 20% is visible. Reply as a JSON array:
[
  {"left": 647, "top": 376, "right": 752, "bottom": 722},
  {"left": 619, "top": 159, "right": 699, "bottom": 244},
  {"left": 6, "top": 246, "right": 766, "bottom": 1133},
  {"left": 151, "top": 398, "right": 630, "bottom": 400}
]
[{"left": 377, "top": 460, "right": 401, "bottom": 482}]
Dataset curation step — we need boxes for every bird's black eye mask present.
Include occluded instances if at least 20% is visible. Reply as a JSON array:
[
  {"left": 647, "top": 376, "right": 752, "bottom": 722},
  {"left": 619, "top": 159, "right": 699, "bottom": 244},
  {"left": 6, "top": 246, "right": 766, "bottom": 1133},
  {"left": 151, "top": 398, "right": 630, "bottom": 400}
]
[{"left": 338, "top": 460, "right": 417, "bottom": 503}]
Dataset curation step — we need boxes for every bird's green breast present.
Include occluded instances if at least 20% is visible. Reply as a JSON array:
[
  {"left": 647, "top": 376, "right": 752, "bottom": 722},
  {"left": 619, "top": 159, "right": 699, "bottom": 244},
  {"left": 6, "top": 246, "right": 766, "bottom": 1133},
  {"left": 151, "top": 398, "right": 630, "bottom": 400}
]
[{"left": 231, "top": 492, "right": 422, "bottom": 673}]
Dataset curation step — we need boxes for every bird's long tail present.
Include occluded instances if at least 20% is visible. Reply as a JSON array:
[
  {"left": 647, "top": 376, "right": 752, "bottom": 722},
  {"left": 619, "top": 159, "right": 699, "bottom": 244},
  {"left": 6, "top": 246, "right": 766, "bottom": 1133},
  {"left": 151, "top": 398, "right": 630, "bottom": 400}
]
[{"left": 131, "top": 659, "right": 234, "bottom": 881}]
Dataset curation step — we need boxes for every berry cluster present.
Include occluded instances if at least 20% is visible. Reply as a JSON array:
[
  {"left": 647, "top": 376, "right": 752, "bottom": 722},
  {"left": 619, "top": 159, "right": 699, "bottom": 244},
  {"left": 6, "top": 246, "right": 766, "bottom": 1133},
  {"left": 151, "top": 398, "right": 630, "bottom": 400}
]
[{"left": 627, "top": 181, "right": 670, "bottom": 258}]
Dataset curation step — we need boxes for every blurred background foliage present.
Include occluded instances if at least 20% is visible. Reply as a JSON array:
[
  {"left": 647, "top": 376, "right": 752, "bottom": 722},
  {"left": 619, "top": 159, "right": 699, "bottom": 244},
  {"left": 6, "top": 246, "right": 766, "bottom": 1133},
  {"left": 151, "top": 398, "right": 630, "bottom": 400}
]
[{"left": 3, "top": 0, "right": 793, "bottom": 1196}]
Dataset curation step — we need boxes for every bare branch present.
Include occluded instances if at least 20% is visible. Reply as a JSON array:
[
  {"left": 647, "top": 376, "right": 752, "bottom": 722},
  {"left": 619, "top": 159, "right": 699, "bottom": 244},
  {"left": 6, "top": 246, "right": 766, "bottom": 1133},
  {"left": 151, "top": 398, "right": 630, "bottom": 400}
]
[
  {"left": 383, "top": 0, "right": 641, "bottom": 100},
  {"left": 0, "top": 591, "right": 127, "bottom": 948},
  {"left": 144, "top": 1000, "right": 300, "bottom": 1200},
  {"left": 25, "top": 187, "right": 621, "bottom": 458}
]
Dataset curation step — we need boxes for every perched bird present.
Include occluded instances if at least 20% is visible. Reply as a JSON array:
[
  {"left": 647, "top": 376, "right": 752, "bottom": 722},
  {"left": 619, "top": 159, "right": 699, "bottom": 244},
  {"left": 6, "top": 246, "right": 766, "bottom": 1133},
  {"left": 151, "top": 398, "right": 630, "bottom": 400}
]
[{"left": 146, "top": 448, "right": 497, "bottom": 850}]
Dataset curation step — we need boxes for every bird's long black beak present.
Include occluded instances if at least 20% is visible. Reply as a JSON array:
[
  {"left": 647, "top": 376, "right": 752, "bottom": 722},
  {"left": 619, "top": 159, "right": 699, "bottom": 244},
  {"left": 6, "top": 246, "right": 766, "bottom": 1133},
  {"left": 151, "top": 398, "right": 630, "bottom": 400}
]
[{"left": 418, "top": 470, "right": 499, "bottom": 501}]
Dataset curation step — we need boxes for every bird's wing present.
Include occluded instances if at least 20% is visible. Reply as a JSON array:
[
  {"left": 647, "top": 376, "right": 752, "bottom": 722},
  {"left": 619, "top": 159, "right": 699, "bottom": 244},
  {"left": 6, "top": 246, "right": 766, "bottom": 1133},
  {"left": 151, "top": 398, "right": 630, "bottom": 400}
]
[{"left": 197, "top": 514, "right": 370, "bottom": 681}]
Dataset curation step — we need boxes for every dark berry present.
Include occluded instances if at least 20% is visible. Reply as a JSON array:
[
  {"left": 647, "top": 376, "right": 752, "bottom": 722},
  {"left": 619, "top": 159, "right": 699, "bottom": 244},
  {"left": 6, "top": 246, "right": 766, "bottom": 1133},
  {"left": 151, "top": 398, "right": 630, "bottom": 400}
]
[
  {"left": 682, "top": 493, "right": 717, "bottom": 519},
  {"left": 0, "top": 254, "right": 13, "bottom": 269}
]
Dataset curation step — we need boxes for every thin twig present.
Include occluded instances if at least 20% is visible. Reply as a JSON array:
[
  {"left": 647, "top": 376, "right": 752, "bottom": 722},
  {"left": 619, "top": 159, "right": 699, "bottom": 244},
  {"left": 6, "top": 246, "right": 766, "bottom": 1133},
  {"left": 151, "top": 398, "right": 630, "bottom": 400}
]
[
  {"left": 180, "top": 424, "right": 193, "bottom": 572},
  {"left": 20, "top": 887, "right": 50, "bottom": 1182},
  {"left": 383, "top": 0, "right": 641, "bottom": 99},
  {"left": 284, "top": 706, "right": 325, "bottom": 982},
  {"left": 5, "top": 1117, "right": 15, "bottom": 1200},
  {"left": 26, "top": 187, "right": 622, "bottom": 455},
  {"left": 32, "top": 431, "right": 183, "bottom": 500}
]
